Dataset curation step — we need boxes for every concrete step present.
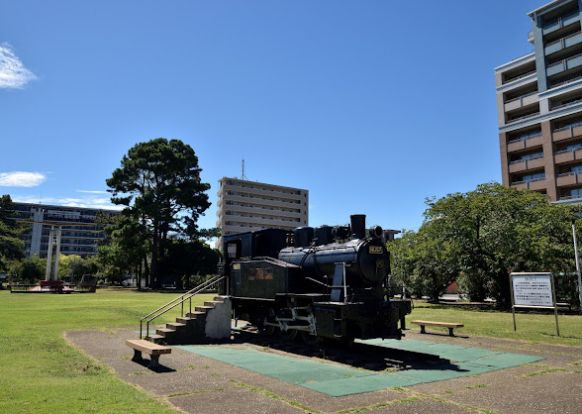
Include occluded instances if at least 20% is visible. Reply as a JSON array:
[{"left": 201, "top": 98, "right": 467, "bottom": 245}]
[
  {"left": 214, "top": 295, "right": 229, "bottom": 301},
  {"left": 145, "top": 334, "right": 165, "bottom": 344},
  {"left": 186, "top": 311, "right": 206, "bottom": 318},
  {"left": 204, "top": 300, "right": 223, "bottom": 306},
  {"left": 176, "top": 316, "right": 194, "bottom": 324},
  {"left": 167, "top": 322, "right": 187, "bottom": 330},
  {"left": 156, "top": 328, "right": 175, "bottom": 335},
  {"left": 195, "top": 306, "right": 214, "bottom": 312}
]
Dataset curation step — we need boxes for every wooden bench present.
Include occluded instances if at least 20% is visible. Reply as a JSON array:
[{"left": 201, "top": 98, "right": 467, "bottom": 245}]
[
  {"left": 411, "top": 320, "right": 464, "bottom": 337},
  {"left": 126, "top": 339, "right": 171, "bottom": 369}
]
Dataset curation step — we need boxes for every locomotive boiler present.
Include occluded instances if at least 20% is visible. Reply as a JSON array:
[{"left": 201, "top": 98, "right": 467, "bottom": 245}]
[{"left": 221, "top": 214, "right": 411, "bottom": 343}]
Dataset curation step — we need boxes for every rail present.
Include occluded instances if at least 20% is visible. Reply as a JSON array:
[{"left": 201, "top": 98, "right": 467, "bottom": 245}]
[{"left": 139, "top": 274, "right": 225, "bottom": 339}]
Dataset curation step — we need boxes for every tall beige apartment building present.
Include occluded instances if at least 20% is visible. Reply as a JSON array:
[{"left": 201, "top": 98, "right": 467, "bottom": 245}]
[
  {"left": 216, "top": 177, "right": 308, "bottom": 238},
  {"left": 496, "top": 0, "right": 582, "bottom": 203}
]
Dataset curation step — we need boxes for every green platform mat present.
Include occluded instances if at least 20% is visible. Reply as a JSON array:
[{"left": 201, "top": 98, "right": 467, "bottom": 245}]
[{"left": 176, "top": 339, "right": 542, "bottom": 397}]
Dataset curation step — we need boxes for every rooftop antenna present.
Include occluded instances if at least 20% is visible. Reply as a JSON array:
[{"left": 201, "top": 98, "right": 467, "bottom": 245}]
[{"left": 241, "top": 159, "right": 247, "bottom": 180}]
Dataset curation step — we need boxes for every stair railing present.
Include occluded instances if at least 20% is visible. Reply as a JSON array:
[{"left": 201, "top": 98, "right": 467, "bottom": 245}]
[{"left": 140, "top": 274, "right": 225, "bottom": 339}]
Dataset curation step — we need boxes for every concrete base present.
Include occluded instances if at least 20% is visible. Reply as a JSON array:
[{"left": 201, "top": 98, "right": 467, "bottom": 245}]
[{"left": 204, "top": 297, "right": 232, "bottom": 340}]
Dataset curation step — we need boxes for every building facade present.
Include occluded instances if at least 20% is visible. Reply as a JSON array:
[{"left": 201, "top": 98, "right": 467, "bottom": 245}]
[
  {"left": 216, "top": 178, "right": 308, "bottom": 239},
  {"left": 12, "top": 202, "right": 118, "bottom": 257},
  {"left": 496, "top": 0, "right": 582, "bottom": 203}
]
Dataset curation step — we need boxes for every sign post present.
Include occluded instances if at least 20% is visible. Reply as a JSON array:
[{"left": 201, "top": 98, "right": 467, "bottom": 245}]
[
  {"left": 572, "top": 223, "right": 582, "bottom": 315},
  {"left": 510, "top": 272, "right": 559, "bottom": 337}
]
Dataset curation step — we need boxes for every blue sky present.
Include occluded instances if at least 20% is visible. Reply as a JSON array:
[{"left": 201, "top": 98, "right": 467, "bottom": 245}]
[{"left": 0, "top": 0, "right": 549, "bottom": 232}]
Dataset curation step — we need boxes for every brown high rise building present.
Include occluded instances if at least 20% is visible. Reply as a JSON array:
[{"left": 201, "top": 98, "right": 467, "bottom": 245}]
[{"left": 496, "top": 0, "right": 582, "bottom": 204}]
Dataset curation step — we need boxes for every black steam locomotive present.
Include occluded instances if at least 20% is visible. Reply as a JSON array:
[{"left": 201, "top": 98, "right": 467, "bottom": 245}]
[{"left": 221, "top": 214, "right": 411, "bottom": 343}]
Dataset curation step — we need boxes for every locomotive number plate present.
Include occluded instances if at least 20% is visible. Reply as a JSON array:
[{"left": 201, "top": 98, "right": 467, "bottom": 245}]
[{"left": 369, "top": 246, "right": 383, "bottom": 254}]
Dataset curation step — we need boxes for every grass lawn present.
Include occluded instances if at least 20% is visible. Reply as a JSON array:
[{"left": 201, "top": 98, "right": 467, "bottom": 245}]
[
  {"left": 1, "top": 290, "right": 581, "bottom": 414},
  {"left": 407, "top": 301, "right": 582, "bottom": 347},
  {"left": 0, "top": 288, "right": 212, "bottom": 414}
]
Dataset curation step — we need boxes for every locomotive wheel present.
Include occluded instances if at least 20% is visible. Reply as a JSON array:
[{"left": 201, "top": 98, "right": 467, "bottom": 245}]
[
  {"left": 261, "top": 320, "right": 277, "bottom": 336},
  {"left": 279, "top": 328, "right": 298, "bottom": 341}
]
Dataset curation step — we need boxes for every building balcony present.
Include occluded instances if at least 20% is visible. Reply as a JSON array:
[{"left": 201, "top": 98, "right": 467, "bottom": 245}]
[
  {"left": 510, "top": 178, "right": 547, "bottom": 191},
  {"left": 508, "top": 157, "right": 545, "bottom": 173},
  {"left": 505, "top": 110, "right": 540, "bottom": 124},
  {"left": 546, "top": 52, "right": 582, "bottom": 77},
  {"left": 224, "top": 215, "right": 302, "bottom": 230},
  {"left": 554, "top": 148, "right": 582, "bottom": 164},
  {"left": 552, "top": 122, "right": 582, "bottom": 141},
  {"left": 542, "top": 11, "right": 579, "bottom": 36},
  {"left": 504, "top": 92, "right": 538, "bottom": 112},
  {"left": 556, "top": 172, "right": 582, "bottom": 186},
  {"left": 221, "top": 184, "right": 305, "bottom": 202},
  {"left": 221, "top": 204, "right": 304, "bottom": 219},
  {"left": 220, "top": 194, "right": 305, "bottom": 210},
  {"left": 507, "top": 134, "right": 544, "bottom": 152},
  {"left": 544, "top": 31, "right": 582, "bottom": 56}
]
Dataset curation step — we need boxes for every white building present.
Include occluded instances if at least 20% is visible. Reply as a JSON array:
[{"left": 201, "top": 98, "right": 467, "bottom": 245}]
[
  {"left": 216, "top": 177, "right": 308, "bottom": 240},
  {"left": 12, "top": 202, "right": 118, "bottom": 257}
]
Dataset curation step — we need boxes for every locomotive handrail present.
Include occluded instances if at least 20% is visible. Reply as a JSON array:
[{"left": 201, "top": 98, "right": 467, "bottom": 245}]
[{"left": 139, "top": 274, "right": 224, "bottom": 339}]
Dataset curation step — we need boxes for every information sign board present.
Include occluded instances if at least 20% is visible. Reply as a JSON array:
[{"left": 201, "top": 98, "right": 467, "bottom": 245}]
[
  {"left": 511, "top": 273, "right": 554, "bottom": 307},
  {"left": 509, "top": 272, "right": 559, "bottom": 336}
]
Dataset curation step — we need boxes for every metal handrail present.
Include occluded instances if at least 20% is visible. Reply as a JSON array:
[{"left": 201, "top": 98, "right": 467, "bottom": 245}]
[{"left": 139, "top": 274, "right": 224, "bottom": 339}]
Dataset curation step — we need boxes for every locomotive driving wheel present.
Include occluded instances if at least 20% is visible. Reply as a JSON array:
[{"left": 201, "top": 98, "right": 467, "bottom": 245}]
[{"left": 279, "top": 328, "right": 298, "bottom": 341}]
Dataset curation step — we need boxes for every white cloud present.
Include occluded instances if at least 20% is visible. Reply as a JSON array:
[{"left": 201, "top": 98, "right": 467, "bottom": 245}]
[
  {"left": 12, "top": 195, "right": 123, "bottom": 211},
  {"left": 77, "top": 190, "right": 108, "bottom": 194},
  {"left": 0, "top": 43, "right": 36, "bottom": 89},
  {"left": 0, "top": 171, "right": 46, "bottom": 187}
]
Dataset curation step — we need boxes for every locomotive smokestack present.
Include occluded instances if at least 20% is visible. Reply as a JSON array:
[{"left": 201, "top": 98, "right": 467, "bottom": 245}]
[{"left": 350, "top": 214, "right": 366, "bottom": 239}]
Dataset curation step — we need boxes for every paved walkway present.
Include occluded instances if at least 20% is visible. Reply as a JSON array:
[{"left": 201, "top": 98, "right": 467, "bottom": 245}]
[{"left": 66, "top": 329, "right": 582, "bottom": 414}]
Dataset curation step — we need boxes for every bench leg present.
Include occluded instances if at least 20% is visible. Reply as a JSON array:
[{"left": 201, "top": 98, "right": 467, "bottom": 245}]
[
  {"left": 448, "top": 328, "right": 454, "bottom": 337},
  {"left": 149, "top": 354, "right": 160, "bottom": 369},
  {"left": 420, "top": 325, "right": 426, "bottom": 334},
  {"left": 132, "top": 349, "right": 143, "bottom": 362}
]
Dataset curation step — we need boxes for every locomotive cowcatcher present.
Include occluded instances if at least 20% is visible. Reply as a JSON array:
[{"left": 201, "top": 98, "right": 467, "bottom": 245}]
[{"left": 220, "top": 214, "right": 411, "bottom": 343}]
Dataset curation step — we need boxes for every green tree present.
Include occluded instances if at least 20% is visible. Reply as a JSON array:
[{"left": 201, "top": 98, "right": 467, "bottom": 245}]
[
  {"left": 0, "top": 195, "right": 24, "bottom": 271},
  {"left": 416, "top": 183, "right": 579, "bottom": 307},
  {"left": 388, "top": 227, "right": 458, "bottom": 300},
  {"left": 9, "top": 256, "right": 45, "bottom": 284},
  {"left": 59, "top": 254, "right": 98, "bottom": 281},
  {"left": 106, "top": 138, "right": 211, "bottom": 288},
  {"left": 160, "top": 239, "right": 219, "bottom": 289},
  {"left": 96, "top": 211, "right": 149, "bottom": 286}
]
